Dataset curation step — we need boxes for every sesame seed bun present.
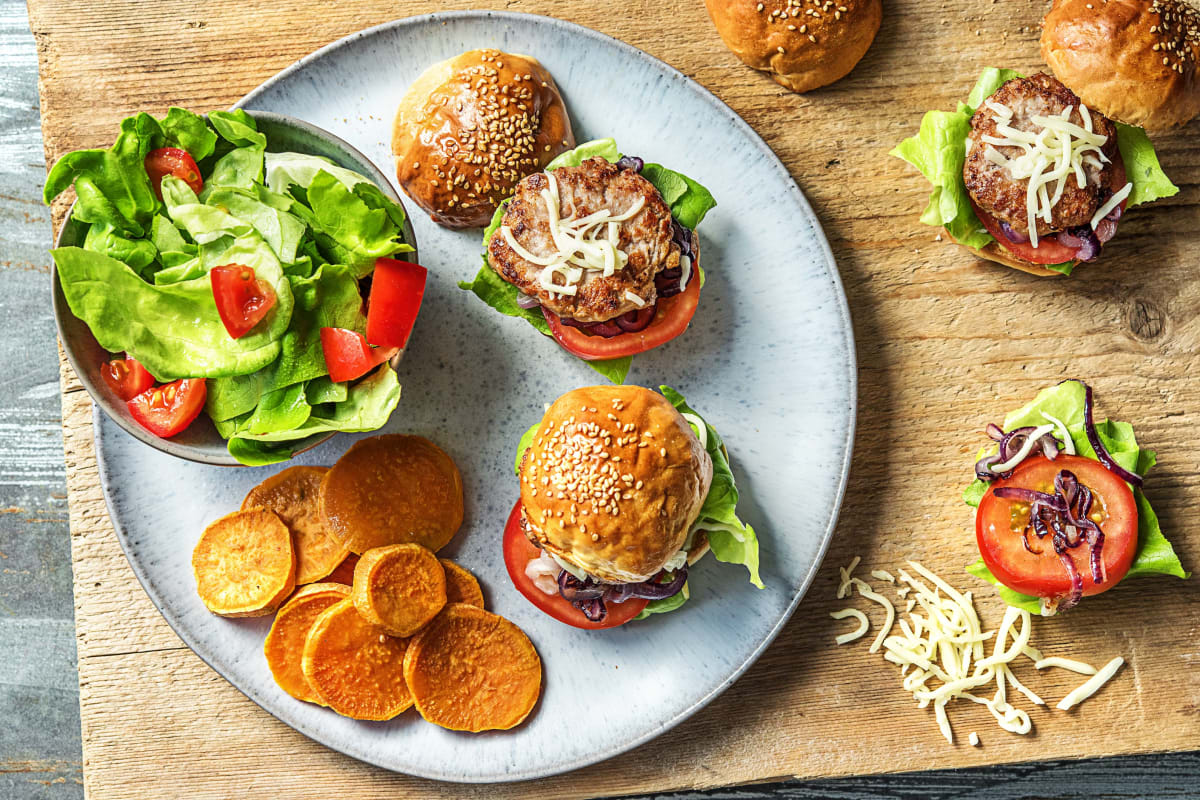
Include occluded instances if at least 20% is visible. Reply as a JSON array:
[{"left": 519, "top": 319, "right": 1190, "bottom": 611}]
[
  {"left": 704, "top": 0, "right": 882, "bottom": 93},
  {"left": 391, "top": 49, "right": 575, "bottom": 228},
  {"left": 519, "top": 386, "right": 713, "bottom": 584},
  {"left": 1041, "top": 0, "right": 1200, "bottom": 130}
]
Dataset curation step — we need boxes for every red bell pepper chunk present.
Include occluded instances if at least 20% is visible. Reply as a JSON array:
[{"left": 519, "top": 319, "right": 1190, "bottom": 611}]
[{"left": 365, "top": 258, "right": 427, "bottom": 349}]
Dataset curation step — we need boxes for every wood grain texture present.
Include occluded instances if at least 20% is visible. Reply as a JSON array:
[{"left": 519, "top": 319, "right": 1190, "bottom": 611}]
[{"left": 28, "top": 0, "right": 1200, "bottom": 797}]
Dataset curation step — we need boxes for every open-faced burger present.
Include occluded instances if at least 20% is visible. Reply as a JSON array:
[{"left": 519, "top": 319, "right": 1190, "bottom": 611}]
[
  {"left": 893, "top": 0, "right": 1199, "bottom": 276},
  {"left": 504, "top": 384, "right": 761, "bottom": 629},
  {"left": 965, "top": 380, "right": 1187, "bottom": 614},
  {"left": 460, "top": 139, "right": 715, "bottom": 383}
]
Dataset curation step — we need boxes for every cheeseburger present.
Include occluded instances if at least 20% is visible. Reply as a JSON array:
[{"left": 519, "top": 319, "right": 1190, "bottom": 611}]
[
  {"left": 892, "top": 0, "right": 1194, "bottom": 275},
  {"left": 503, "top": 385, "right": 761, "bottom": 629},
  {"left": 460, "top": 139, "right": 716, "bottom": 384}
]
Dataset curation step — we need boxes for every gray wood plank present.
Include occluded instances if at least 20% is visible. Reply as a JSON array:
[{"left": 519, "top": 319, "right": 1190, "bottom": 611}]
[{"left": 3, "top": 0, "right": 1196, "bottom": 797}]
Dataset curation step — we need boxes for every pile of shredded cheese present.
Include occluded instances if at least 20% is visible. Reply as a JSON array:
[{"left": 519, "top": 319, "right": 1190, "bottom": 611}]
[
  {"left": 979, "top": 102, "right": 1132, "bottom": 248},
  {"left": 500, "top": 171, "right": 646, "bottom": 300},
  {"left": 833, "top": 557, "right": 1125, "bottom": 745}
]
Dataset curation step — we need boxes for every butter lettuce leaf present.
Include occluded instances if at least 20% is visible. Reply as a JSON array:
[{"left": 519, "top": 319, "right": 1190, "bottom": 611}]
[{"left": 661, "top": 385, "right": 762, "bottom": 589}]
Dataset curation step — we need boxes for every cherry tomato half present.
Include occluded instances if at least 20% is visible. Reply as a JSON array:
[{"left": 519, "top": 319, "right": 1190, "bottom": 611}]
[
  {"left": 127, "top": 378, "right": 207, "bottom": 439},
  {"left": 101, "top": 356, "right": 154, "bottom": 402},
  {"left": 211, "top": 264, "right": 277, "bottom": 339},
  {"left": 976, "top": 454, "right": 1138, "bottom": 599},
  {"left": 502, "top": 500, "right": 647, "bottom": 629},
  {"left": 366, "top": 258, "right": 427, "bottom": 349},
  {"left": 144, "top": 147, "right": 203, "bottom": 199},
  {"left": 970, "top": 153, "right": 1128, "bottom": 266},
  {"left": 543, "top": 273, "right": 700, "bottom": 361},
  {"left": 319, "top": 327, "right": 398, "bottom": 383}
]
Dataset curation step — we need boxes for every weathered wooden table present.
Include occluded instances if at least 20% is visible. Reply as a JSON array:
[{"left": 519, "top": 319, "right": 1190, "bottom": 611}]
[{"left": 5, "top": 0, "right": 1200, "bottom": 796}]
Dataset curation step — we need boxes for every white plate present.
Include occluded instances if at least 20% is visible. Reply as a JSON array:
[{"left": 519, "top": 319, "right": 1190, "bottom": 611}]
[{"left": 96, "top": 10, "right": 856, "bottom": 782}]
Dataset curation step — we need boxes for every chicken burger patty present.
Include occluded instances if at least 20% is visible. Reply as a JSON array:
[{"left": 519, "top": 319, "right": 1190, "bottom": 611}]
[
  {"left": 487, "top": 157, "right": 680, "bottom": 323},
  {"left": 964, "top": 73, "right": 1119, "bottom": 237}
]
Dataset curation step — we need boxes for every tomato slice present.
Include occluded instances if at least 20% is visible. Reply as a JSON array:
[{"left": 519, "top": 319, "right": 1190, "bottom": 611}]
[
  {"left": 144, "top": 147, "right": 203, "bottom": 199},
  {"left": 319, "top": 327, "right": 398, "bottom": 383},
  {"left": 127, "top": 378, "right": 207, "bottom": 438},
  {"left": 969, "top": 152, "right": 1127, "bottom": 265},
  {"left": 502, "top": 500, "right": 647, "bottom": 629},
  {"left": 366, "top": 258, "right": 427, "bottom": 348},
  {"left": 101, "top": 356, "right": 154, "bottom": 402},
  {"left": 543, "top": 274, "right": 700, "bottom": 361},
  {"left": 211, "top": 264, "right": 277, "bottom": 339},
  {"left": 976, "top": 454, "right": 1138, "bottom": 599}
]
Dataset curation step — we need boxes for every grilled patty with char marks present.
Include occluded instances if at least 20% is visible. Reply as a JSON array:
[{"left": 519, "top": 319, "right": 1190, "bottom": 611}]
[
  {"left": 487, "top": 157, "right": 679, "bottom": 323},
  {"left": 964, "top": 73, "right": 1119, "bottom": 237}
]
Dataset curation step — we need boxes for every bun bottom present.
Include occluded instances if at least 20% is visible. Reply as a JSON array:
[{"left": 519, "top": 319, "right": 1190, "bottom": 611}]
[{"left": 954, "top": 231, "right": 1071, "bottom": 277}]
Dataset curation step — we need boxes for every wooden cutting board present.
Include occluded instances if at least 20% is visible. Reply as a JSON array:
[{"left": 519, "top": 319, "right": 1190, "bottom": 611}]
[{"left": 31, "top": 0, "right": 1200, "bottom": 797}]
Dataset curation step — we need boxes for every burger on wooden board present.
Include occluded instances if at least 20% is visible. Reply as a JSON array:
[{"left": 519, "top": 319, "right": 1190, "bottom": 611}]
[{"left": 892, "top": 0, "right": 1197, "bottom": 276}]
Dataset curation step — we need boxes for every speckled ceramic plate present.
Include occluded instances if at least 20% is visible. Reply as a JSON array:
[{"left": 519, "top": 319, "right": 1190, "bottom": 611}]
[{"left": 95, "top": 10, "right": 855, "bottom": 783}]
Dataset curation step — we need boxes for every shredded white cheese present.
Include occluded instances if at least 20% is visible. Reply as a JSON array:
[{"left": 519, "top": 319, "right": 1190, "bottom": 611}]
[
  {"left": 830, "top": 608, "right": 870, "bottom": 644},
  {"left": 500, "top": 171, "right": 645, "bottom": 298},
  {"left": 1040, "top": 412, "right": 1076, "bottom": 455},
  {"left": 679, "top": 254, "right": 693, "bottom": 293},
  {"left": 871, "top": 569, "right": 896, "bottom": 583},
  {"left": 981, "top": 104, "right": 1131, "bottom": 248},
  {"left": 1035, "top": 656, "right": 1097, "bottom": 675},
  {"left": 832, "top": 557, "right": 1128, "bottom": 745},
  {"left": 624, "top": 290, "right": 647, "bottom": 308},
  {"left": 969, "top": 731, "right": 981, "bottom": 747},
  {"left": 837, "top": 556, "right": 861, "bottom": 599},
  {"left": 990, "top": 423, "right": 1056, "bottom": 473},
  {"left": 1057, "top": 657, "right": 1125, "bottom": 710},
  {"left": 1091, "top": 182, "right": 1132, "bottom": 230}
]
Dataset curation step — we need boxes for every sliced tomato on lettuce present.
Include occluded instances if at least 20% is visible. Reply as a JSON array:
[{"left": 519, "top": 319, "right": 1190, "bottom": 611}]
[
  {"left": 128, "top": 378, "right": 207, "bottom": 438},
  {"left": 319, "top": 327, "right": 397, "bottom": 383}
]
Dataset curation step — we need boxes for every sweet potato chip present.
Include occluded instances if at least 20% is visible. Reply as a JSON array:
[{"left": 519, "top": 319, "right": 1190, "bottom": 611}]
[
  {"left": 264, "top": 583, "right": 350, "bottom": 704},
  {"left": 301, "top": 598, "right": 412, "bottom": 720},
  {"left": 440, "top": 559, "right": 484, "bottom": 608},
  {"left": 325, "top": 553, "right": 360, "bottom": 586},
  {"left": 352, "top": 544, "right": 447, "bottom": 637},
  {"left": 403, "top": 604, "right": 541, "bottom": 732},
  {"left": 320, "top": 435, "right": 463, "bottom": 554},
  {"left": 242, "top": 466, "right": 349, "bottom": 585},
  {"left": 193, "top": 507, "right": 295, "bottom": 617}
]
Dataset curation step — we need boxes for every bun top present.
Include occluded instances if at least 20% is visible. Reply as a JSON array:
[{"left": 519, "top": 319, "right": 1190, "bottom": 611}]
[
  {"left": 1041, "top": 0, "right": 1200, "bottom": 129},
  {"left": 391, "top": 49, "right": 575, "bottom": 228},
  {"left": 519, "top": 386, "right": 713, "bottom": 584},
  {"left": 704, "top": 0, "right": 882, "bottom": 93}
]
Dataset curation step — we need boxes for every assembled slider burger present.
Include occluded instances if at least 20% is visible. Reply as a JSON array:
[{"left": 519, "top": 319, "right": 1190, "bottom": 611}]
[
  {"left": 503, "top": 385, "right": 761, "bottom": 629},
  {"left": 892, "top": 0, "right": 1196, "bottom": 275}
]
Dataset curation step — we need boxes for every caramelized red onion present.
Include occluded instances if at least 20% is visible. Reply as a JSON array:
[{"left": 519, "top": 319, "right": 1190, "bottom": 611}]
[
  {"left": 976, "top": 425, "right": 1062, "bottom": 481},
  {"left": 1081, "top": 381, "right": 1144, "bottom": 487},
  {"left": 1056, "top": 226, "right": 1101, "bottom": 262},
  {"left": 557, "top": 564, "right": 690, "bottom": 621}
]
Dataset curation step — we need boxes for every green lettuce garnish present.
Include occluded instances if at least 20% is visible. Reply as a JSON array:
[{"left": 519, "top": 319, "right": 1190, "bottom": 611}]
[
  {"left": 964, "top": 380, "right": 1187, "bottom": 612},
  {"left": 46, "top": 108, "right": 412, "bottom": 465},
  {"left": 891, "top": 68, "right": 1178, "bottom": 276},
  {"left": 459, "top": 138, "right": 716, "bottom": 385},
  {"left": 511, "top": 386, "right": 761, "bottom": 621}
]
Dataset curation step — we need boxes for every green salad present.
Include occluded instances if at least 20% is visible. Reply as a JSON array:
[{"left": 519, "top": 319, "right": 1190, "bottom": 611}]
[
  {"left": 964, "top": 380, "right": 1187, "bottom": 614},
  {"left": 460, "top": 139, "right": 717, "bottom": 384},
  {"left": 46, "top": 108, "right": 419, "bottom": 465},
  {"left": 891, "top": 68, "right": 1178, "bottom": 275}
]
